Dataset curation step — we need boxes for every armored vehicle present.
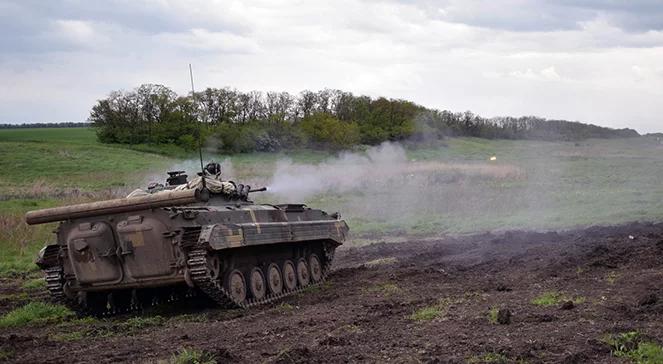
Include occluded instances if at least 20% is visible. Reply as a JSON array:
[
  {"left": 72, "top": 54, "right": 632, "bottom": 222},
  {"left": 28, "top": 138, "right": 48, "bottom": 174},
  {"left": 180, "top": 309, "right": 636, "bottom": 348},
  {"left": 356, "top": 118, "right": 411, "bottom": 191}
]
[{"left": 26, "top": 167, "right": 349, "bottom": 316}]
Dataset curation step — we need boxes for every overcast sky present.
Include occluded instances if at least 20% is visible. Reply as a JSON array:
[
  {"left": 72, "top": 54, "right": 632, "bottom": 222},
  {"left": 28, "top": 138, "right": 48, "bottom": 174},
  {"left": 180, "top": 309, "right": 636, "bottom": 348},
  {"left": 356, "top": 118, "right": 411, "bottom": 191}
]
[{"left": 1, "top": 0, "right": 662, "bottom": 133}]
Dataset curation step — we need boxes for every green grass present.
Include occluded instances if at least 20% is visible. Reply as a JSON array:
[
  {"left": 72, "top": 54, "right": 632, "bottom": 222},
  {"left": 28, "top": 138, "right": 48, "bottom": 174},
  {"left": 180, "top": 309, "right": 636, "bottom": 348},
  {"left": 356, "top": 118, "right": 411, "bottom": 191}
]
[
  {"left": 0, "top": 213, "right": 55, "bottom": 277},
  {"left": 277, "top": 302, "right": 295, "bottom": 311},
  {"left": 602, "top": 331, "right": 663, "bottom": 364},
  {"left": 57, "top": 316, "right": 98, "bottom": 327},
  {"left": 0, "top": 292, "right": 29, "bottom": 302},
  {"left": 364, "top": 257, "right": 398, "bottom": 267},
  {"left": 0, "top": 128, "right": 194, "bottom": 158},
  {"left": 0, "top": 302, "right": 73, "bottom": 328},
  {"left": 0, "top": 127, "right": 97, "bottom": 144},
  {"left": 487, "top": 307, "right": 499, "bottom": 325},
  {"left": 172, "top": 313, "right": 211, "bottom": 323},
  {"left": 21, "top": 277, "right": 46, "bottom": 291},
  {"left": 0, "top": 128, "right": 179, "bottom": 193},
  {"left": 0, "top": 141, "right": 172, "bottom": 189},
  {"left": 50, "top": 331, "right": 85, "bottom": 342},
  {"left": 122, "top": 315, "right": 166, "bottom": 330},
  {"left": 368, "top": 282, "right": 401, "bottom": 295},
  {"left": 409, "top": 298, "right": 457, "bottom": 321},
  {"left": 467, "top": 352, "right": 509, "bottom": 363},
  {"left": 170, "top": 348, "right": 216, "bottom": 364},
  {"left": 50, "top": 315, "right": 165, "bottom": 341},
  {"left": 410, "top": 306, "right": 442, "bottom": 321},
  {"left": 0, "top": 348, "right": 14, "bottom": 361},
  {"left": 531, "top": 291, "right": 585, "bottom": 306}
]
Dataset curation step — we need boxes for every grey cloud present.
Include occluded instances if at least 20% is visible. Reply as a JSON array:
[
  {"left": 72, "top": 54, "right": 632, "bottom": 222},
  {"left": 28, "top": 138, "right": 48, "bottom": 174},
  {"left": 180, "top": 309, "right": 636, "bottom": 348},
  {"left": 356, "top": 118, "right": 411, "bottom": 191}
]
[
  {"left": 400, "top": 0, "right": 663, "bottom": 32},
  {"left": 0, "top": 0, "right": 250, "bottom": 55},
  {"left": 17, "top": 0, "right": 249, "bottom": 34},
  {"left": 559, "top": 0, "right": 663, "bottom": 31}
]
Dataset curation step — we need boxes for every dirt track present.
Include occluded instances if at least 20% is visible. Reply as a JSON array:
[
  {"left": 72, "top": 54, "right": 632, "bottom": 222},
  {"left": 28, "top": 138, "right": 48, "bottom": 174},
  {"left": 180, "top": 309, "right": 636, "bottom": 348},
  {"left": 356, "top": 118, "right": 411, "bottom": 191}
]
[{"left": 2, "top": 222, "right": 663, "bottom": 363}]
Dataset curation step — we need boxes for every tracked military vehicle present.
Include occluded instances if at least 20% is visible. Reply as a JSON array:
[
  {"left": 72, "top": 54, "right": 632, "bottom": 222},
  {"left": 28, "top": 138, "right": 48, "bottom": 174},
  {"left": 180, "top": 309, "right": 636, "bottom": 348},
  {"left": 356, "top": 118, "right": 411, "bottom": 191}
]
[{"left": 26, "top": 165, "right": 349, "bottom": 316}]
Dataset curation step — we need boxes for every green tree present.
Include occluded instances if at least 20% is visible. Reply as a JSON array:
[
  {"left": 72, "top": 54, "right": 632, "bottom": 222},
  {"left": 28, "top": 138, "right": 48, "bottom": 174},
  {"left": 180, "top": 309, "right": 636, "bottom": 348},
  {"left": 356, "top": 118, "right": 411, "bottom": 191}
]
[{"left": 299, "top": 113, "right": 360, "bottom": 150}]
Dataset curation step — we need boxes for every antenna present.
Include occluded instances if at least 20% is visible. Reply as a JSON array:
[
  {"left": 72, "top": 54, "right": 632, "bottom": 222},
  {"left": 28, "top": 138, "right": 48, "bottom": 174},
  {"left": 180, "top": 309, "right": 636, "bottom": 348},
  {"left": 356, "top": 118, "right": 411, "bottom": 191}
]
[{"left": 189, "top": 64, "right": 207, "bottom": 193}]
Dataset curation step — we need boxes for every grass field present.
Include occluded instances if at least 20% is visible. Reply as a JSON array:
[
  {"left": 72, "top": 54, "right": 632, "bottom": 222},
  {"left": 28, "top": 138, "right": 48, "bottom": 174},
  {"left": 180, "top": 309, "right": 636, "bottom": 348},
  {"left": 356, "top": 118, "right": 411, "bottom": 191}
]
[
  {"left": 0, "top": 128, "right": 175, "bottom": 275},
  {"left": 1, "top": 127, "right": 663, "bottom": 276}
]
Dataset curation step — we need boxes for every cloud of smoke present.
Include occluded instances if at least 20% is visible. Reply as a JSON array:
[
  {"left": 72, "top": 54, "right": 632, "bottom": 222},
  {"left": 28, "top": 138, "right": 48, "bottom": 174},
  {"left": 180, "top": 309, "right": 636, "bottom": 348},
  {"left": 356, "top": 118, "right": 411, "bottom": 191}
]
[
  {"left": 267, "top": 142, "right": 408, "bottom": 201},
  {"left": 261, "top": 140, "right": 536, "bottom": 237}
]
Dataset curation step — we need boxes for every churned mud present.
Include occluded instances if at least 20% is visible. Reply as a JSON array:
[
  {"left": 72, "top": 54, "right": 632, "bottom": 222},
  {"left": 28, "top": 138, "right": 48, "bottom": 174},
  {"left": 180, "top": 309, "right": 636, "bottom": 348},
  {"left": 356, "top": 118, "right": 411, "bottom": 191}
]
[{"left": 2, "top": 222, "right": 663, "bottom": 363}]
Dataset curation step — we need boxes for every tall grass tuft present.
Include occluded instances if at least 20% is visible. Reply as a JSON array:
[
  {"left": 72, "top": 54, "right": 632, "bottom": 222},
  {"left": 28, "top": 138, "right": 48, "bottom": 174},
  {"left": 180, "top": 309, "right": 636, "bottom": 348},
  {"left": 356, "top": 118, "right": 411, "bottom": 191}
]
[
  {"left": 0, "top": 213, "right": 52, "bottom": 276},
  {"left": 0, "top": 302, "right": 73, "bottom": 328},
  {"left": 171, "top": 348, "right": 216, "bottom": 364}
]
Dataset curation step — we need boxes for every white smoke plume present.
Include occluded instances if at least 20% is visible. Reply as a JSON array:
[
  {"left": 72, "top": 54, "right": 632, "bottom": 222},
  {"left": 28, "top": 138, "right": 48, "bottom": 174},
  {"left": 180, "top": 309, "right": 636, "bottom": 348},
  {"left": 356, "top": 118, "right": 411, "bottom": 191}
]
[{"left": 267, "top": 142, "right": 408, "bottom": 201}]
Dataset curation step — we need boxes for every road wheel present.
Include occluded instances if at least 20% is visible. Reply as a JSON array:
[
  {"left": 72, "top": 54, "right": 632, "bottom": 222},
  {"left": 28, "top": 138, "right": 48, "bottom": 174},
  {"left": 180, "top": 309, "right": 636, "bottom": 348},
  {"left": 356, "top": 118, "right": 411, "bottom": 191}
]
[
  {"left": 249, "top": 267, "right": 266, "bottom": 300},
  {"left": 309, "top": 254, "right": 323, "bottom": 282},
  {"left": 297, "top": 258, "right": 310, "bottom": 286},
  {"left": 227, "top": 269, "right": 246, "bottom": 304},
  {"left": 207, "top": 254, "right": 221, "bottom": 281},
  {"left": 283, "top": 260, "right": 297, "bottom": 291},
  {"left": 267, "top": 263, "right": 283, "bottom": 294}
]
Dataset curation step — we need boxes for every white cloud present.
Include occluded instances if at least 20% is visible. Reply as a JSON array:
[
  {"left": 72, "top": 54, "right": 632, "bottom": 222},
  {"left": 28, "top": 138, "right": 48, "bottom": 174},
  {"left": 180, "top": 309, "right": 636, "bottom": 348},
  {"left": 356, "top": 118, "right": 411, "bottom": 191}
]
[
  {"left": 54, "top": 20, "right": 96, "bottom": 44},
  {"left": 540, "top": 66, "right": 561, "bottom": 81},
  {"left": 499, "top": 66, "right": 562, "bottom": 81},
  {"left": 157, "top": 28, "right": 260, "bottom": 53},
  {"left": 50, "top": 19, "right": 111, "bottom": 51}
]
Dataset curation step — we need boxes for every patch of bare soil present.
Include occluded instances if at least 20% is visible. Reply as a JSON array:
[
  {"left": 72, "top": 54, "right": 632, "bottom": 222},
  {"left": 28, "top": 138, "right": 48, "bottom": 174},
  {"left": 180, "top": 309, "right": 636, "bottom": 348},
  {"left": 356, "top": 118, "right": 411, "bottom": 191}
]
[{"left": 2, "top": 222, "right": 663, "bottom": 363}]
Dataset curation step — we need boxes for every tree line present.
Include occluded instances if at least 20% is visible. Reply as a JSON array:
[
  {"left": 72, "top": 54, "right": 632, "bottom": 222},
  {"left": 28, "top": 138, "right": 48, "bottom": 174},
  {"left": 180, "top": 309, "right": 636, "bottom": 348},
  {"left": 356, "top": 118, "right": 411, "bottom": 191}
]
[
  {"left": 0, "top": 122, "right": 91, "bottom": 129},
  {"left": 90, "top": 84, "right": 639, "bottom": 153}
]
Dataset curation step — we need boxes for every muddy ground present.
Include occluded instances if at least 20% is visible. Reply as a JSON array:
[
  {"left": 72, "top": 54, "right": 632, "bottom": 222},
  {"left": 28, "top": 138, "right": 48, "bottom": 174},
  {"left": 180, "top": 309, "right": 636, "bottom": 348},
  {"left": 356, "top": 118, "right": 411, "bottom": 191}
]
[{"left": 2, "top": 222, "right": 663, "bottom": 363}]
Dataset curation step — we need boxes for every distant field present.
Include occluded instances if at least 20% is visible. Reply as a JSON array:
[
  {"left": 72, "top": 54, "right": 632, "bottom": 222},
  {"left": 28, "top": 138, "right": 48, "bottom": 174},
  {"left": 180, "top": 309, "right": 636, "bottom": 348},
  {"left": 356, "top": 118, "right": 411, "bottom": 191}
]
[
  {"left": 1, "top": 127, "right": 663, "bottom": 276},
  {"left": 0, "top": 127, "right": 97, "bottom": 144},
  {"left": 0, "top": 128, "right": 174, "bottom": 194}
]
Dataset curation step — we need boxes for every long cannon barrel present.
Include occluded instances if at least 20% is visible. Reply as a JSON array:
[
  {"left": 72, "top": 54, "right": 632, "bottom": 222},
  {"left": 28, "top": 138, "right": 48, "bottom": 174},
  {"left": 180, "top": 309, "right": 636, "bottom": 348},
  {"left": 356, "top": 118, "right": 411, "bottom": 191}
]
[{"left": 25, "top": 189, "right": 199, "bottom": 225}]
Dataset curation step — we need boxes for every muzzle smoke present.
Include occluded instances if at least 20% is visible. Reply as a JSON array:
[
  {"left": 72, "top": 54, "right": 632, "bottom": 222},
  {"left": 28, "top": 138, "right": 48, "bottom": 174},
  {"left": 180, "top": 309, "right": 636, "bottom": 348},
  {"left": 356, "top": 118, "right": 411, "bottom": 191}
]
[{"left": 267, "top": 142, "right": 408, "bottom": 201}]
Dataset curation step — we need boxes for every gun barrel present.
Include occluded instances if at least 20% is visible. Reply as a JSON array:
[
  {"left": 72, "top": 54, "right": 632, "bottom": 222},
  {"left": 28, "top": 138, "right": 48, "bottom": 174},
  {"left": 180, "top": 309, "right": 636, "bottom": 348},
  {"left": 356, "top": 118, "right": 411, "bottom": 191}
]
[
  {"left": 249, "top": 187, "right": 267, "bottom": 193},
  {"left": 25, "top": 189, "right": 198, "bottom": 225}
]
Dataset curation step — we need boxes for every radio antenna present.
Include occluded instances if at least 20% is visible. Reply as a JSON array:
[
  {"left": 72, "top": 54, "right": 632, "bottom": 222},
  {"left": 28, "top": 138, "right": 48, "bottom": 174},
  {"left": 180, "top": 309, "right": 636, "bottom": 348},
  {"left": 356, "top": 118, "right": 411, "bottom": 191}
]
[{"left": 189, "top": 64, "right": 207, "bottom": 192}]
